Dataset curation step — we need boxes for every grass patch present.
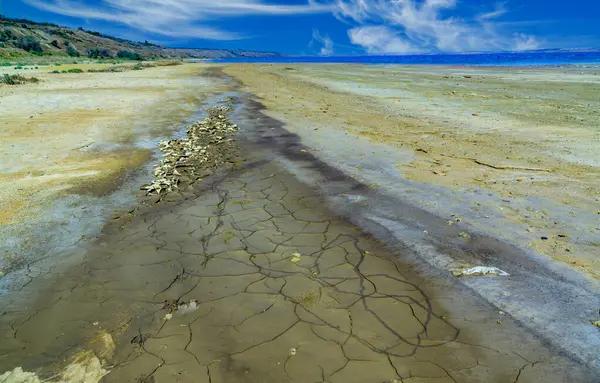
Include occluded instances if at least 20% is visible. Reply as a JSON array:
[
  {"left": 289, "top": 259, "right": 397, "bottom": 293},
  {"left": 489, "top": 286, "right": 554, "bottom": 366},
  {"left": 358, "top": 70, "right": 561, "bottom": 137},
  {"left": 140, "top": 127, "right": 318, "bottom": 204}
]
[
  {"left": 87, "top": 63, "right": 155, "bottom": 73},
  {"left": 51, "top": 68, "right": 84, "bottom": 74},
  {"left": 87, "top": 67, "right": 124, "bottom": 73},
  {"left": 155, "top": 61, "right": 182, "bottom": 67},
  {"left": 1, "top": 73, "right": 39, "bottom": 85}
]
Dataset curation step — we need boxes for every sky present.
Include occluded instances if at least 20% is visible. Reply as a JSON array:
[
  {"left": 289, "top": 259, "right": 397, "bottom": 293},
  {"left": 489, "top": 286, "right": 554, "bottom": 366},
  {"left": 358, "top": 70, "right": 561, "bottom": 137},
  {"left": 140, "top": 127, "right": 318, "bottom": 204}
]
[{"left": 3, "top": 0, "right": 600, "bottom": 55}]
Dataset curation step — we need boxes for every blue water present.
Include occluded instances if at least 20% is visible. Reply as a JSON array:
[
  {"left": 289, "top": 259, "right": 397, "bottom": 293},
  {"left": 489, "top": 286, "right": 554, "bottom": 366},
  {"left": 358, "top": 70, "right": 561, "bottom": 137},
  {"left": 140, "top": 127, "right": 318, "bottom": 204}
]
[{"left": 214, "top": 50, "right": 600, "bottom": 66}]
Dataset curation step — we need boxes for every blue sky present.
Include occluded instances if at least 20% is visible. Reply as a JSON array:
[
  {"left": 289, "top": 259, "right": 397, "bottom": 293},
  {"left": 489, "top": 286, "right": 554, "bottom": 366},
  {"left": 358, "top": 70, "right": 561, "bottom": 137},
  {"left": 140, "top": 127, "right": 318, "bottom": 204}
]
[{"left": 3, "top": 0, "right": 599, "bottom": 55}]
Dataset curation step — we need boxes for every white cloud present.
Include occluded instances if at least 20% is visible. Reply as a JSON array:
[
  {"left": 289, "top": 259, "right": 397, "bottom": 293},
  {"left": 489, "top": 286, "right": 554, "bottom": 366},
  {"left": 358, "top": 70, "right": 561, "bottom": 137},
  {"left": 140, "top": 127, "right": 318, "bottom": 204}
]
[
  {"left": 348, "top": 26, "right": 416, "bottom": 53},
  {"left": 24, "top": 0, "right": 332, "bottom": 40},
  {"left": 476, "top": 2, "right": 508, "bottom": 21},
  {"left": 514, "top": 33, "right": 540, "bottom": 51},
  {"left": 23, "top": 0, "right": 541, "bottom": 51},
  {"left": 335, "top": 0, "right": 540, "bottom": 52},
  {"left": 311, "top": 29, "right": 334, "bottom": 55}
]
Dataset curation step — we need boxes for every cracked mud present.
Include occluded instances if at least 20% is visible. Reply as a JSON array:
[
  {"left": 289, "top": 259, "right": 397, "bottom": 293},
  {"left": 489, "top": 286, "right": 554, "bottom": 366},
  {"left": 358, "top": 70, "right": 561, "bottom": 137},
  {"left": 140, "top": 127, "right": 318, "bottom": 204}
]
[
  {"left": 1, "top": 157, "right": 593, "bottom": 382},
  {"left": 0, "top": 92, "right": 595, "bottom": 382}
]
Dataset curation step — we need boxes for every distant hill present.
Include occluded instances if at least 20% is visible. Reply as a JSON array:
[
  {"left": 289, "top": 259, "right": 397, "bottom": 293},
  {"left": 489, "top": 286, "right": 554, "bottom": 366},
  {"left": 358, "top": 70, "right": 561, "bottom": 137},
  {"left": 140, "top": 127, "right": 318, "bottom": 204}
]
[{"left": 0, "top": 15, "right": 282, "bottom": 60}]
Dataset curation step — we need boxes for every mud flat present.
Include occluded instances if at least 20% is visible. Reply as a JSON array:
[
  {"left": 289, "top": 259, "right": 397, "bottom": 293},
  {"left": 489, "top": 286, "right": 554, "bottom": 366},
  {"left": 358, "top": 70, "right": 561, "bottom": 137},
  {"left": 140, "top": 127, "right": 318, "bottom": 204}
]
[
  {"left": 0, "top": 90, "right": 596, "bottom": 382},
  {"left": 0, "top": 65, "right": 598, "bottom": 382}
]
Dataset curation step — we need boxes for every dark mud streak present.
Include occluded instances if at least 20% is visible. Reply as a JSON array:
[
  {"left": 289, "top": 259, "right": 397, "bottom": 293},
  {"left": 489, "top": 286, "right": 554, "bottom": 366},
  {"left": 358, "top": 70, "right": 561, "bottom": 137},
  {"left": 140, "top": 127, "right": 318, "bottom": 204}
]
[{"left": 238, "top": 93, "right": 579, "bottom": 284}]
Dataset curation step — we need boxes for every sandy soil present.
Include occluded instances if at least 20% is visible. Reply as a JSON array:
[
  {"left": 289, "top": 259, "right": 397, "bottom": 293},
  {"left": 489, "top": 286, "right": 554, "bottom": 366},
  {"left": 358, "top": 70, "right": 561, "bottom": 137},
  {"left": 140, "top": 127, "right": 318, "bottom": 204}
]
[
  {"left": 223, "top": 64, "right": 600, "bottom": 279},
  {"left": 0, "top": 63, "right": 227, "bottom": 273}
]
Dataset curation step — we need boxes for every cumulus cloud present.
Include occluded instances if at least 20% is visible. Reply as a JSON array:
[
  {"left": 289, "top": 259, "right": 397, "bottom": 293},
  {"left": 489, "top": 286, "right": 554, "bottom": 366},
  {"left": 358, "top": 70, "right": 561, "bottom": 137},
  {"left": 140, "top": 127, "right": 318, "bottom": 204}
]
[
  {"left": 311, "top": 29, "right": 334, "bottom": 55},
  {"left": 24, "top": 0, "right": 332, "bottom": 40},
  {"left": 334, "top": 0, "right": 540, "bottom": 53}
]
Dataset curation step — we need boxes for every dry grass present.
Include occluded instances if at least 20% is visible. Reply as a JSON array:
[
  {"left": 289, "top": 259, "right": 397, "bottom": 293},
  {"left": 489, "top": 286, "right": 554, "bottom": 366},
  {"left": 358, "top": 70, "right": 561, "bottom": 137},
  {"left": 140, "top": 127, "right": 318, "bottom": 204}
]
[{"left": 1, "top": 73, "right": 39, "bottom": 85}]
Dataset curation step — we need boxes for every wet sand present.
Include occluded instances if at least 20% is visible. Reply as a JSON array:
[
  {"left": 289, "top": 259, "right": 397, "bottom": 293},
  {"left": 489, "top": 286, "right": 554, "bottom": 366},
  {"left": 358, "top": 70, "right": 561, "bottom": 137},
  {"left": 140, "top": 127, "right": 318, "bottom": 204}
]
[{"left": 0, "top": 65, "right": 599, "bottom": 382}]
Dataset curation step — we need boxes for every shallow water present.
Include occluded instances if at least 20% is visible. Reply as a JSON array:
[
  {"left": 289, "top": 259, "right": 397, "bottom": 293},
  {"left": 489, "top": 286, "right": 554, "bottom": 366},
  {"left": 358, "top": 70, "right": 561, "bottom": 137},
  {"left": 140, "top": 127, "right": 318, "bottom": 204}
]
[{"left": 210, "top": 50, "right": 600, "bottom": 66}]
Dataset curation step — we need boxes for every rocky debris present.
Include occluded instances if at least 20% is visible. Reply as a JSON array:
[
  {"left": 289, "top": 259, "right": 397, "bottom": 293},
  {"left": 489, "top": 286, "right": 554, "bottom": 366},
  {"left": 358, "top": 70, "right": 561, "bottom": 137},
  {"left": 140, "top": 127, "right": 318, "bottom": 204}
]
[
  {"left": 451, "top": 266, "right": 510, "bottom": 277},
  {"left": 141, "top": 101, "right": 240, "bottom": 201},
  {"left": 162, "top": 298, "right": 199, "bottom": 317}
]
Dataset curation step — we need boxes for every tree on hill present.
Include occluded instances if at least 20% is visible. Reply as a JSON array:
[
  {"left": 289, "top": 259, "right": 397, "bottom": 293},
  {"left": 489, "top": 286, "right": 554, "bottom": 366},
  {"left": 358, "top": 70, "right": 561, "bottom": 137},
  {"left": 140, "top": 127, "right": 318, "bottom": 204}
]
[
  {"left": 117, "top": 50, "right": 142, "bottom": 60},
  {"left": 15, "top": 36, "right": 42, "bottom": 53},
  {"left": 87, "top": 48, "right": 112, "bottom": 58},
  {"left": 67, "top": 45, "right": 80, "bottom": 57},
  {"left": 0, "top": 29, "right": 15, "bottom": 41}
]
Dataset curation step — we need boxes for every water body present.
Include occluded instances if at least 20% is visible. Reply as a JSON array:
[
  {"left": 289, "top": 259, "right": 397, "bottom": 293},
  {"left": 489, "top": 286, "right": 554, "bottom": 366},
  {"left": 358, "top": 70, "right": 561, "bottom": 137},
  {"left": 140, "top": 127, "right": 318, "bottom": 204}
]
[{"left": 212, "top": 50, "right": 600, "bottom": 66}]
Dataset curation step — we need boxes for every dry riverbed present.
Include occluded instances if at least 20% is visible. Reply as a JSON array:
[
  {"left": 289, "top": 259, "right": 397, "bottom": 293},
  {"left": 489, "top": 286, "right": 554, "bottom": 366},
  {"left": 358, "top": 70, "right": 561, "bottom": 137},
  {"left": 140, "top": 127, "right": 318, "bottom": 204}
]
[{"left": 0, "top": 63, "right": 599, "bottom": 382}]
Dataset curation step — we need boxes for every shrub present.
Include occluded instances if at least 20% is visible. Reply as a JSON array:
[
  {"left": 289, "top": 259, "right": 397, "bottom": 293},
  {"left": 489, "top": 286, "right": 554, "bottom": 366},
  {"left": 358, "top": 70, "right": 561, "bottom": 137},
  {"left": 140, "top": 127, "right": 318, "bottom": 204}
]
[
  {"left": 1, "top": 73, "right": 39, "bottom": 85},
  {"left": 50, "top": 40, "right": 60, "bottom": 48},
  {"left": 116, "top": 50, "right": 141, "bottom": 60},
  {"left": 0, "top": 29, "right": 14, "bottom": 41},
  {"left": 2, "top": 74, "right": 16, "bottom": 84},
  {"left": 60, "top": 68, "right": 83, "bottom": 73},
  {"left": 51, "top": 70, "right": 60, "bottom": 73},
  {"left": 15, "top": 36, "right": 43, "bottom": 53},
  {"left": 66, "top": 45, "right": 80, "bottom": 57},
  {"left": 87, "top": 48, "right": 112, "bottom": 59}
]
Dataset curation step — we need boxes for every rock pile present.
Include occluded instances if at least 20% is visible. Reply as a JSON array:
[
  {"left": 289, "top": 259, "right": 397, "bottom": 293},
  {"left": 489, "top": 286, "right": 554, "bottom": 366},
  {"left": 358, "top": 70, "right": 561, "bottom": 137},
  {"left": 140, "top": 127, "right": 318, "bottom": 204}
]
[{"left": 141, "top": 101, "right": 240, "bottom": 199}]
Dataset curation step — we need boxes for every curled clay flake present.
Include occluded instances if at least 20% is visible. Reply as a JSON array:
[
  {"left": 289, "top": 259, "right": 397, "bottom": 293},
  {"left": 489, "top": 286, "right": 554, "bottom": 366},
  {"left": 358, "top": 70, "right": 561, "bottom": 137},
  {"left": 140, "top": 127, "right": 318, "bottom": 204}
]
[{"left": 290, "top": 252, "right": 301, "bottom": 263}]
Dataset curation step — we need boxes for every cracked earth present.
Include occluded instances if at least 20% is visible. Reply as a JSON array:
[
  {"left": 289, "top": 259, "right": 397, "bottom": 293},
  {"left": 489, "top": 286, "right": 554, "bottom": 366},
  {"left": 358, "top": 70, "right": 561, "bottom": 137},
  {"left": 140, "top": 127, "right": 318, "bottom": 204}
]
[
  {"left": 0, "top": 86, "right": 596, "bottom": 382},
  {"left": 0, "top": 155, "right": 593, "bottom": 382}
]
